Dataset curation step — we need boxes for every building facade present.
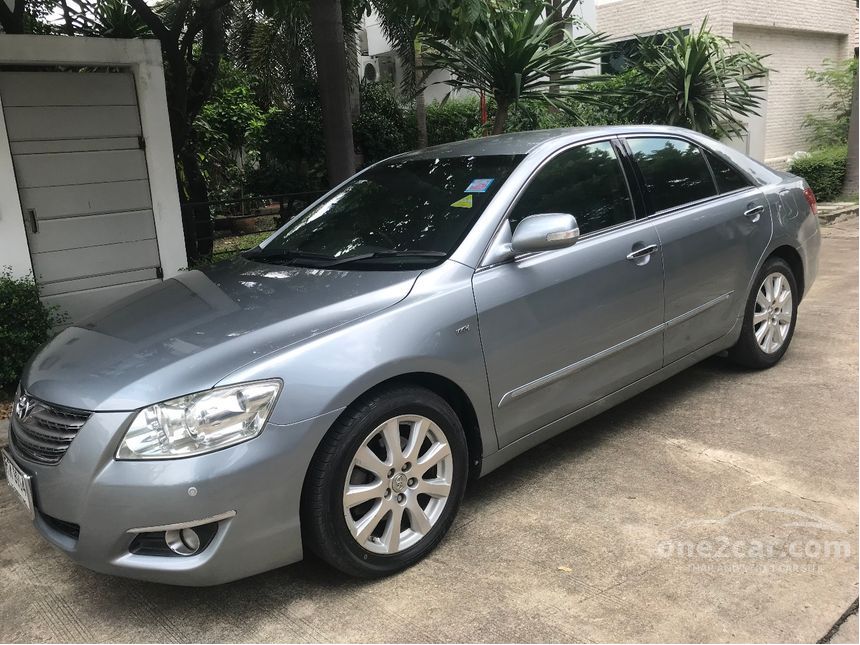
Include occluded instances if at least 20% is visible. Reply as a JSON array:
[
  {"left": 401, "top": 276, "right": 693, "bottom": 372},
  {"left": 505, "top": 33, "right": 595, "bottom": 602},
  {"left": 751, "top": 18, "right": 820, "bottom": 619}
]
[{"left": 596, "top": 0, "right": 858, "bottom": 165}]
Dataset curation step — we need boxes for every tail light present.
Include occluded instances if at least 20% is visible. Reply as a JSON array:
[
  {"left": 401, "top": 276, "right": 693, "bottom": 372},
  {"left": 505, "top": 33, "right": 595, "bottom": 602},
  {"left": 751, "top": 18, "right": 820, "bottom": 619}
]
[{"left": 802, "top": 186, "right": 818, "bottom": 216}]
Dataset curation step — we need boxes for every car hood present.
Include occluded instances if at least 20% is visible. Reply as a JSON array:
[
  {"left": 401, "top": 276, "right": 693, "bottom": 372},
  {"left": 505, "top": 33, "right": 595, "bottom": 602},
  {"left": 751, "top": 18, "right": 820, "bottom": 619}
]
[{"left": 22, "top": 257, "right": 421, "bottom": 411}]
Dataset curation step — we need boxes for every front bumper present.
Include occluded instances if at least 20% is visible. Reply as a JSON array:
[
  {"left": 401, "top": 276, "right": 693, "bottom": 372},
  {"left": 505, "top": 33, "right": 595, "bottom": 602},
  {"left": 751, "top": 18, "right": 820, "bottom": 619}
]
[{"left": 6, "top": 407, "right": 342, "bottom": 586}]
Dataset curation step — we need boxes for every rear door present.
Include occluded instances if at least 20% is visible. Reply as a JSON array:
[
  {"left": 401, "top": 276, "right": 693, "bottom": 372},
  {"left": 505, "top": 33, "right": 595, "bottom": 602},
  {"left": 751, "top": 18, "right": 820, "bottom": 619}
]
[{"left": 623, "top": 136, "right": 772, "bottom": 364}]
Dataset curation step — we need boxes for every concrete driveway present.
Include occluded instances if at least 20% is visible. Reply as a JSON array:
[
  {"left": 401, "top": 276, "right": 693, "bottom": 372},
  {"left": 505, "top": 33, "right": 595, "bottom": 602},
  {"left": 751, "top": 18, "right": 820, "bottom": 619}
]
[{"left": 1, "top": 218, "right": 857, "bottom": 643}]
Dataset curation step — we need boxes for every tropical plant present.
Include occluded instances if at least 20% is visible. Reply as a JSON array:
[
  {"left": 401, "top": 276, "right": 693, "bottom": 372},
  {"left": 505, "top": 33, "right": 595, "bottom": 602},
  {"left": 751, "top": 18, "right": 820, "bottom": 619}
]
[
  {"left": 620, "top": 20, "right": 768, "bottom": 139},
  {"left": 802, "top": 58, "right": 859, "bottom": 148},
  {"left": 421, "top": 0, "right": 605, "bottom": 134},
  {"left": 226, "top": 0, "right": 318, "bottom": 107},
  {"left": 366, "top": 0, "right": 489, "bottom": 147},
  {"left": 0, "top": 0, "right": 69, "bottom": 33}
]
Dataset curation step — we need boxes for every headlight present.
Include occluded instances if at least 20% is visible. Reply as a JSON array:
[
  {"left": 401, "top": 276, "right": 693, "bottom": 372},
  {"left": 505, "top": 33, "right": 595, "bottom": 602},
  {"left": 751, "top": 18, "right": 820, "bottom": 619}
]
[{"left": 116, "top": 380, "right": 281, "bottom": 460}]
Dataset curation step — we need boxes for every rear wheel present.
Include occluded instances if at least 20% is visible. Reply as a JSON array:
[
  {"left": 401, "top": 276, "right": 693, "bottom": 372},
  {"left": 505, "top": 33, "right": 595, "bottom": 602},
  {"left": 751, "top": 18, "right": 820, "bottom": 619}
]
[
  {"left": 302, "top": 386, "right": 468, "bottom": 577},
  {"left": 729, "top": 256, "right": 798, "bottom": 368}
]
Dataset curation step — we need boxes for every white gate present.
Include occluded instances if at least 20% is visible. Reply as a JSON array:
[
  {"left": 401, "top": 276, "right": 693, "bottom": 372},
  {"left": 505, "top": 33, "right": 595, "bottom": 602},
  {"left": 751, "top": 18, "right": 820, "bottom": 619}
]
[{"left": 0, "top": 71, "right": 162, "bottom": 322}]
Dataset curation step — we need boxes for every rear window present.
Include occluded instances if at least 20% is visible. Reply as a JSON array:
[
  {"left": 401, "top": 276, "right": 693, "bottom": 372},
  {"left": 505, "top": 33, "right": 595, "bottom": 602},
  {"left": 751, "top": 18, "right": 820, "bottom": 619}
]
[
  {"left": 705, "top": 150, "right": 752, "bottom": 193},
  {"left": 627, "top": 137, "right": 717, "bottom": 212}
]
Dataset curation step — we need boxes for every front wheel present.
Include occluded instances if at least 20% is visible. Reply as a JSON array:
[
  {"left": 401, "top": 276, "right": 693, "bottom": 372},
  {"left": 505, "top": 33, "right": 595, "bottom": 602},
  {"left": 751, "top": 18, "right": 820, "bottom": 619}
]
[
  {"left": 302, "top": 386, "right": 468, "bottom": 577},
  {"left": 729, "top": 256, "right": 798, "bottom": 369}
]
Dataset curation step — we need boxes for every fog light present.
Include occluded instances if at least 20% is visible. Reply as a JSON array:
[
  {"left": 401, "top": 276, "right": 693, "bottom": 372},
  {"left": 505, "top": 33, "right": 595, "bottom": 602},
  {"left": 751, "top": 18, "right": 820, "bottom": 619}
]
[{"left": 165, "top": 527, "right": 201, "bottom": 556}]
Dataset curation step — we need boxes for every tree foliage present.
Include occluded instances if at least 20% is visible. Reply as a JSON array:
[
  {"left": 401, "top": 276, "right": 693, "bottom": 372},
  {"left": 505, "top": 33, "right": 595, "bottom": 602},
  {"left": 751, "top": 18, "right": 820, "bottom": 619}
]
[
  {"left": 620, "top": 20, "right": 768, "bottom": 139},
  {"left": 421, "top": 0, "right": 605, "bottom": 134},
  {"left": 802, "top": 58, "right": 858, "bottom": 148}
]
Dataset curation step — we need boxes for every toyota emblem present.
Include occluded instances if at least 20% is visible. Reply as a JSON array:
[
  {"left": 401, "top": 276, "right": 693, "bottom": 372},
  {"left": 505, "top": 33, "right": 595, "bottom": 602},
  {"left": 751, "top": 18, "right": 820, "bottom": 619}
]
[{"left": 14, "top": 394, "right": 35, "bottom": 421}]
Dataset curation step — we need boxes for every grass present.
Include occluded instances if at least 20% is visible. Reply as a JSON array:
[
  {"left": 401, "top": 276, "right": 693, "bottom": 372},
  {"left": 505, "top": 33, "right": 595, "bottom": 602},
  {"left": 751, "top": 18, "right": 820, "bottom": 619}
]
[{"left": 210, "top": 231, "right": 273, "bottom": 263}]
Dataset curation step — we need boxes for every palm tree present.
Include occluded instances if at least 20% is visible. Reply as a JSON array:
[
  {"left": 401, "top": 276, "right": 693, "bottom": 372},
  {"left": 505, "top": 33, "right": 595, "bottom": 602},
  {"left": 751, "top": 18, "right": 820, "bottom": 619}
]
[
  {"left": 422, "top": 0, "right": 605, "bottom": 134},
  {"left": 621, "top": 20, "right": 769, "bottom": 139}
]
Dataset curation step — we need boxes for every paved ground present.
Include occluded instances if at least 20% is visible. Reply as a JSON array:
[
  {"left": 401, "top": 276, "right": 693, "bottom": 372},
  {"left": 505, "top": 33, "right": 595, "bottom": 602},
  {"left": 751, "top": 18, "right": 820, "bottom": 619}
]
[{"left": 0, "top": 218, "right": 857, "bottom": 643}]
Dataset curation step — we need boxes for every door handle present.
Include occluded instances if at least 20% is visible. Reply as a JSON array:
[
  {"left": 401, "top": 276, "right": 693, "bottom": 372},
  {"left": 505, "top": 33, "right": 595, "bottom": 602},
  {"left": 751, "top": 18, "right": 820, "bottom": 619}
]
[
  {"left": 744, "top": 205, "right": 764, "bottom": 222},
  {"left": 26, "top": 208, "right": 38, "bottom": 234},
  {"left": 626, "top": 244, "right": 659, "bottom": 261}
]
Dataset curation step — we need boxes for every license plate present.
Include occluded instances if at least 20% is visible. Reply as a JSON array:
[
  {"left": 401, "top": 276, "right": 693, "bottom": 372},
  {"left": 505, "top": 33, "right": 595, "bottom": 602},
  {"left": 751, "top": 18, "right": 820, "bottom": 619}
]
[{"left": 3, "top": 449, "right": 34, "bottom": 519}]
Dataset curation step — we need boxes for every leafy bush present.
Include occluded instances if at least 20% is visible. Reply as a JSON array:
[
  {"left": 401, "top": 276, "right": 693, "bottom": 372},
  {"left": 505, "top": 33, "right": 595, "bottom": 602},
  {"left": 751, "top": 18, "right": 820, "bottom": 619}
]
[
  {"left": 194, "top": 61, "right": 267, "bottom": 202},
  {"left": 353, "top": 82, "right": 414, "bottom": 163},
  {"left": 788, "top": 146, "right": 848, "bottom": 201},
  {"left": 248, "top": 95, "right": 327, "bottom": 195},
  {"left": 0, "top": 270, "right": 57, "bottom": 390},
  {"left": 802, "top": 58, "right": 858, "bottom": 148},
  {"left": 425, "top": 96, "right": 482, "bottom": 145}
]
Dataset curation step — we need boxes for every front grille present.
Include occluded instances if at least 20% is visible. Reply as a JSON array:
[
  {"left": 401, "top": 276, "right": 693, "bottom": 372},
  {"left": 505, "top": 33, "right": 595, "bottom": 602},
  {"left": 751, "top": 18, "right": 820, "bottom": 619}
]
[{"left": 10, "top": 393, "right": 91, "bottom": 465}]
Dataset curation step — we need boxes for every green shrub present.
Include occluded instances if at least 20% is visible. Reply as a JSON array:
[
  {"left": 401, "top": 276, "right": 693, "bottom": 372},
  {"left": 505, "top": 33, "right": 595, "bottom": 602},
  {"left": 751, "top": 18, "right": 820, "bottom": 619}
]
[
  {"left": 0, "top": 270, "right": 57, "bottom": 390},
  {"left": 247, "top": 96, "right": 327, "bottom": 195},
  {"left": 788, "top": 146, "right": 848, "bottom": 201},
  {"left": 353, "top": 82, "right": 414, "bottom": 163},
  {"left": 425, "top": 96, "right": 483, "bottom": 145}
]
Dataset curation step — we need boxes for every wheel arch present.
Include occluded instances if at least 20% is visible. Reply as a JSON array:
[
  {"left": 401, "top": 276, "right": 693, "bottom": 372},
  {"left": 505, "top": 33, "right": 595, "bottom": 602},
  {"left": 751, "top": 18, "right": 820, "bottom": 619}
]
[
  {"left": 339, "top": 372, "right": 484, "bottom": 479},
  {"left": 768, "top": 245, "right": 805, "bottom": 301}
]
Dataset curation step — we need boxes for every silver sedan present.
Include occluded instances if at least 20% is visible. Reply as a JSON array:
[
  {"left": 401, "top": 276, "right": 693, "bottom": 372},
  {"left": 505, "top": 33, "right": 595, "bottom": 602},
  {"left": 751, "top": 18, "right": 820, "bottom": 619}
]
[{"left": 4, "top": 125, "right": 820, "bottom": 585}]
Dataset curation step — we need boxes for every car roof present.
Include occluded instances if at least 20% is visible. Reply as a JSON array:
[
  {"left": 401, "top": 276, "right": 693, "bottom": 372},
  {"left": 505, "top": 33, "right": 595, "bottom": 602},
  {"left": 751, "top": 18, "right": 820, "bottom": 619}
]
[{"left": 397, "top": 125, "right": 708, "bottom": 159}]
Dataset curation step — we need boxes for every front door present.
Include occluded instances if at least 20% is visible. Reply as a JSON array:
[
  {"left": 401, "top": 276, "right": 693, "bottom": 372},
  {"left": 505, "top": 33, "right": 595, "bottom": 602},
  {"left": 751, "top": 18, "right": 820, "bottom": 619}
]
[
  {"left": 623, "top": 136, "right": 772, "bottom": 364},
  {"left": 473, "top": 140, "right": 664, "bottom": 448}
]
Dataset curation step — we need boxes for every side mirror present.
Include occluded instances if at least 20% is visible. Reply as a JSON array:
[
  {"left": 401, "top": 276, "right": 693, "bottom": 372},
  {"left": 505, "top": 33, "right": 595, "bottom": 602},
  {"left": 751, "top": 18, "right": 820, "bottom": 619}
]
[{"left": 511, "top": 213, "right": 580, "bottom": 254}]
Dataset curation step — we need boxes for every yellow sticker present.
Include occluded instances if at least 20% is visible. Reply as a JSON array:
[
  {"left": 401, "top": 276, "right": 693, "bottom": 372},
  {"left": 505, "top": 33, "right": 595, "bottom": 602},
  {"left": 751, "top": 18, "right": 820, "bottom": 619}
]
[{"left": 450, "top": 194, "right": 473, "bottom": 208}]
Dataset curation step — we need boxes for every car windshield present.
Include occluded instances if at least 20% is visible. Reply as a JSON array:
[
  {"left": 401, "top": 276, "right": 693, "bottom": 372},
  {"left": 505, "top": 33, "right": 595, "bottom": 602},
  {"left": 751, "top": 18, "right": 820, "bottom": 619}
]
[{"left": 246, "top": 154, "right": 524, "bottom": 269}]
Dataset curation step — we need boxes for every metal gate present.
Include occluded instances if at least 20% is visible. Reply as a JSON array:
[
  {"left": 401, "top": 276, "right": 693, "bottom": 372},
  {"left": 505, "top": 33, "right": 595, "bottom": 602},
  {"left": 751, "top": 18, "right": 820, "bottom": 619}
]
[{"left": 0, "top": 70, "right": 162, "bottom": 323}]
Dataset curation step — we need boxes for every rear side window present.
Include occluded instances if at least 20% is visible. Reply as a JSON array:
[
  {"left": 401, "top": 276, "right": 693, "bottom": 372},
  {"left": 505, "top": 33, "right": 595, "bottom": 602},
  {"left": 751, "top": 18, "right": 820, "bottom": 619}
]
[
  {"left": 627, "top": 137, "right": 717, "bottom": 212},
  {"left": 705, "top": 150, "right": 752, "bottom": 193},
  {"left": 509, "top": 141, "right": 634, "bottom": 236}
]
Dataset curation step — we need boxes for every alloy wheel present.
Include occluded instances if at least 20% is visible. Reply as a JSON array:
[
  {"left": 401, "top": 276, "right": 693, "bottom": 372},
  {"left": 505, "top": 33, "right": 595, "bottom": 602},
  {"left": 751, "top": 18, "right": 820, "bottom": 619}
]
[
  {"left": 753, "top": 272, "right": 793, "bottom": 354},
  {"left": 343, "top": 415, "right": 453, "bottom": 554}
]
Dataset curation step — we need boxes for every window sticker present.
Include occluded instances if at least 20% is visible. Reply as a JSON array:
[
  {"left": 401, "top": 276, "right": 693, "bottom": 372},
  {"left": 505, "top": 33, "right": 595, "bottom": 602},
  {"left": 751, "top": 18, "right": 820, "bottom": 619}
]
[
  {"left": 464, "top": 178, "right": 494, "bottom": 193},
  {"left": 450, "top": 195, "right": 473, "bottom": 208}
]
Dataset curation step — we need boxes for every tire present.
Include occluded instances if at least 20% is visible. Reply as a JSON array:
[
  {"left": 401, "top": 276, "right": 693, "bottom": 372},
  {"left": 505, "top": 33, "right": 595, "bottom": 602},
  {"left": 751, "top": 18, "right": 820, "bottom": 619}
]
[
  {"left": 302, "top": 385, "right": 468, "bottom": 577},
  {"left": 728, "top": 256, "right": 799, "bottom": 369}
]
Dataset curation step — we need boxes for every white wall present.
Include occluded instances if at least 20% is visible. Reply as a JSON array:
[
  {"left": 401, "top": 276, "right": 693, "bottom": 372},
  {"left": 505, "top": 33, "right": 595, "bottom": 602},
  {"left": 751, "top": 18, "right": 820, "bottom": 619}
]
[{"left": 0, "top": 35, "right": 186, "bottom": 279}]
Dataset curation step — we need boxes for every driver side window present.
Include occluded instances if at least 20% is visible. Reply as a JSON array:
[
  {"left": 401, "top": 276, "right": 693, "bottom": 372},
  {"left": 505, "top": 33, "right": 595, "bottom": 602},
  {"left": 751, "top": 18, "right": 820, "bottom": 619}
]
[{"left": 509, "top": 141, "right": 634, "bottom": 236}]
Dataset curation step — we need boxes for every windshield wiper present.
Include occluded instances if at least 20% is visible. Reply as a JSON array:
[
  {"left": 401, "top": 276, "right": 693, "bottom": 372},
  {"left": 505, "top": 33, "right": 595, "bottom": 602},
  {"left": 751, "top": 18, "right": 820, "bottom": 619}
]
[
  {"left": 243, "top": 249, "right": 335, "bottom": 265},
  {"left": 320, "top": 250, "right": 447, "bottom": 268}
]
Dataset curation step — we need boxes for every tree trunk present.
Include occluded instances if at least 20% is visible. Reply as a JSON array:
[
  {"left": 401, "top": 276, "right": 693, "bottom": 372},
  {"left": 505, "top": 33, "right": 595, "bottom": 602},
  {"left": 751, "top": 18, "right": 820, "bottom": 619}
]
[
  {"left": 179, "top": 146, "right": 213, "bottom": 261},
  {"left": 415, "top": 42, "right": 428, "bottom": 147},
  {"left": 493, "top": 98, "right": 510, "bottom": 135},
  {"left": 59, "top": 0, "right": 75, "bottom": 36},
  {"left": 844, "top": 49, "right": 859, "bottom": 196},
  {"left": 0, "top": 0, "right": 25, "bottom": 33},
  {"left": 310, "top": 0, "right": 356, "bottom": 186}
]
